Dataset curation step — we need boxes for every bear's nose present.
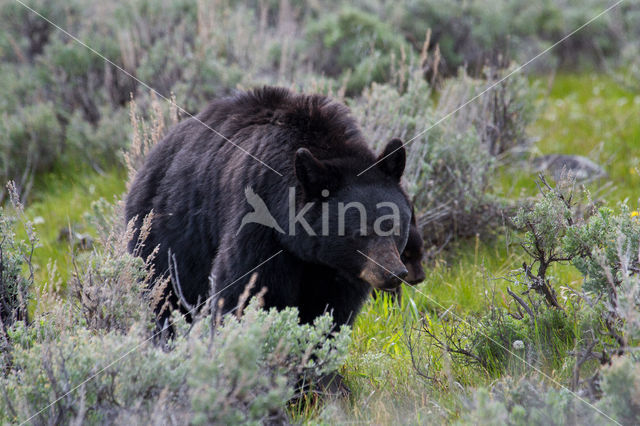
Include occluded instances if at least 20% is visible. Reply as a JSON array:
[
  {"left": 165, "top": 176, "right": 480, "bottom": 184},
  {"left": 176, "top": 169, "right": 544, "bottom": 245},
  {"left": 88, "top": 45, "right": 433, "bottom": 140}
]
[
  {"left": 394, "top": 266, "right": 408, "bottom": 281},
  {"left": 383, "top": 267, "right": 408, "bottom": 289}
]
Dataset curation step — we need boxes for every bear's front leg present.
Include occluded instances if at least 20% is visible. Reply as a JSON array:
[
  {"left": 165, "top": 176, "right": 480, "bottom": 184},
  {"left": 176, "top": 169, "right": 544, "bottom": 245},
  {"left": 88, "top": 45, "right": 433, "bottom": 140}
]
[
  {"left": 209, "top": 238, "right": 302, "bottom": 318},
  {"left": 297, "top": 264, "right": 373, "bottom": 327}
]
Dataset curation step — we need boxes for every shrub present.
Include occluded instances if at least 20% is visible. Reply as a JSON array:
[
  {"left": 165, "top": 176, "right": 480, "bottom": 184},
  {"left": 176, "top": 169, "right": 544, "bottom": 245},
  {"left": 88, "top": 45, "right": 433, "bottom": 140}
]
[
  {"left": 1, "top": 323, "right": 189, "bottom": 424},
  {"left": 436, "top": 66, "right": 538, "bottom": 156},
  {"left": 305, "top": 7, "right": 411, "bottom": 94},
  {"left": 0, "top": 63, "right": 42, "bottom": 113},
  {"left": 486, "top": 176, "right": 640, "bottom": 401},
  {"left": 65, "top": 107, "right": 131, "bottom": 173},
  {"left": 609, "top": 1, "right": 640, "bottom": 93},
  {"left": 0, "top": 0, "right": 72, "bottom": 62},
  {"left": 391, "top": 0, "right": 514, "bottom": 75},
  {"left": 458, "top": 377, "right": 599, "bottom": 426},
  {"left": 511, "top": 177, "right": 576, "bottom": 308},
  {"left": 188, "top": 302, "right": 351, "bottom": 425},
  {"left": 0, "top": 102, "right": 64, "bottom": 201},
  {"left": 563, "top": 204, "right": 640, "bottom": 295},
  {"left": 599, "top": 356, "right": 640, "bottom": 425},
  {"left": 411, "top": 175, "right": 640, "bottom": 418},
  {"left": 0, "top": 298, "right": 351, "bottom": 424},
  {"left": 0, "top": 182, "right": 35, "bottom": 365},
  {"left": 0, "top": 0, "right": 315, "bottom": 194},
  {"left": 388, "top": 0, "right": 627, "bottom": 75},
  {"left": 353, "top": 65, "right": 537, "bottom": 249},
  {"left": 70, "top": 203, "right": 158, "bottom": 334},
  {"left": 511, "top": 176, "right": 640, "bottom": 329}
]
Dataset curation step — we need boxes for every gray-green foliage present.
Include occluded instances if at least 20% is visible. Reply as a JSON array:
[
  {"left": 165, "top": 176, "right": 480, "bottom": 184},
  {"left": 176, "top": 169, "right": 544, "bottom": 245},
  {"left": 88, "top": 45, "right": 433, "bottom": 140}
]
[
  {"left": 511, "top": 177, "right": 640, "bottom": 334},
  {"left": 0, "top": 183, "right": 35, "bottom": 363},
  {"left": 188, "top": 303, "right": 350, "bottom": 425},
  {"left": 427, "top": 177, "right": 640, "bottom": 424},
  {"left": 2, "top": 0, "right": 633, "bottom": 202},
  {"left": 387, "top": 0, "right": 636, "bottom": 74},
  {"left": 64, "top": 107, "right": 130, "bottom": 172},
  {"left": 0, "top": 202, "right": 351, "bottom": 425},
  {"left": 1, "top": 300, "right": 351, "bottom": 425},
  {"left": 0, "top": 0, "right": 301, "bottom": 196},
  {"left": 305, "top": 7, "right": 410, "bottom": 94},
  {"left": 0, "top": 102, "right": 63, "bottom": 200},
  {"left": 462, "top": 357, "right": 640, "bottom": 426},
  {"left": 353, "top": 66, "right": 535, "bottom": 246},
  {"left": 513, "top": 184, "right": 640, "bottom": 302},
  {"left": 612, "top": 40, "right": 640, "bottom": 93},
  {"left": 2, "top": 323, "right": 189, "bottom": 424},
  {"left": 0, "top": 210, "right": 28, "bottom": 327},
  {"left": 564, "top": 205, "right": 640, "bottom": 294},
  {"left": 513, "top": 181, "right": 574, "bottom": 264},
  {"left": 496, "top": 180, "right": 640, "bottom": 423},
  {"left": 599, "top": 356, "right": 640, "bottom": 425},
  {"left": 437, "top": 66, "right": 538, "bottom": 156},
  {"left": 458, "top": 378, "right": 599, "bottom": 426}
]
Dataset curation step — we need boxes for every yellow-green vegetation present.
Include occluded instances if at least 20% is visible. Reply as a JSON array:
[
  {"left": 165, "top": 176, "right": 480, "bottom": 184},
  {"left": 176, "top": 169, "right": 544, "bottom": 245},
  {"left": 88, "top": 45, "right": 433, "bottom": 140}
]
[
  {"left": 497, "top": 73, "right": 640, "bottom": 204},
  {"left": 534, "top": 73, "right": 640, "bottom": 204},
  {"left": 21, "top": 167, "right": 126, "bottom": 282},
  {"left": 343, "top": 242, "right": 583, "bottom": 422}
]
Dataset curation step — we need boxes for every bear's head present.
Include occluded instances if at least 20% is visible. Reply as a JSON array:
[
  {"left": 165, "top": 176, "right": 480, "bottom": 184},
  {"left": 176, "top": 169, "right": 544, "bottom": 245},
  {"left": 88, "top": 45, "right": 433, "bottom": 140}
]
[{"left": 292, "top": 139, "right": 412, "bottom": 291}]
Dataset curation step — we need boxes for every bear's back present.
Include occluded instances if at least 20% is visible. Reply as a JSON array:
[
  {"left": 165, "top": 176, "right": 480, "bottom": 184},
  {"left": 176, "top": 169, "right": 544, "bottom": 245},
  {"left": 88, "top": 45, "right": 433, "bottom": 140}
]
[{"left": 194, "top": 86, "right": 376, "bottom": 166}]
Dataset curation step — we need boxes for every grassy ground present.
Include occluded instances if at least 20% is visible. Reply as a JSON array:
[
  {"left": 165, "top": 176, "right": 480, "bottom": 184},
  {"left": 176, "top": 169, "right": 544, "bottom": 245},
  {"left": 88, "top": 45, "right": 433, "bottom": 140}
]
[
  {"left": 497, "top": 73, "right": 640, "bottom": 205},
  {"left": 338, "top": 237, "right": 586, "bottom": 422},
  {"left": 18, "top": 72, "right": 639, "bottom": 423},
  {"left": 21, "top": 167, "right": 126, "bottom": 282},
  {"left": 535, "top": 73, "right": 640, "bottom": 204}
]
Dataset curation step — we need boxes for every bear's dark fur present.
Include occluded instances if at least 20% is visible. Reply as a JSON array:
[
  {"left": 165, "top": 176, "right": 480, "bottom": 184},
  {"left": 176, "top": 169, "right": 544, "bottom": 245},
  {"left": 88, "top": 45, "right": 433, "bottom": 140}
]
[
  {"left": 125, "top": 87, "right": 412, "bottom": 327},
  {"left": 402, "top": 207, "right": 425, "bottom": 285}
]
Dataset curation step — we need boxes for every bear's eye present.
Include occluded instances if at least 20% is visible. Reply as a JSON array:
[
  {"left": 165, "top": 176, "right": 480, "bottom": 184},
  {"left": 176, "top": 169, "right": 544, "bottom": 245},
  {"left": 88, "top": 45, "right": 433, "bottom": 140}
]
[{"left": 377, "top": 222, "right": 399, "bottom": 234}]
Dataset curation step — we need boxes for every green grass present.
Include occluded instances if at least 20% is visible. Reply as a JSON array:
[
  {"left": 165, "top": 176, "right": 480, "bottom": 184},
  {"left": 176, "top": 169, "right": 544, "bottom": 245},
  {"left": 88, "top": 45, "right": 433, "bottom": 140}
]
[
  {"left": 497, "top": 73, "right": 640, "bottom": 205},
  {"left": 534, "top": 74, "right": 640, "bottom": 204},
  {"left": 334, "top": 233, "right": 585, "bottom": 423},
  {"left": 20, "top": 166, "right": 127, "bottom": 282}
]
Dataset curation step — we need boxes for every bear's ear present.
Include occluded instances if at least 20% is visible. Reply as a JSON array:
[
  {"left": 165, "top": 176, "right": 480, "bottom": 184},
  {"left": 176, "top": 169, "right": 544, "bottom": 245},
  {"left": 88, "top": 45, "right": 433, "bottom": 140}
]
[
  {"left": 294, "top": 148, "right": 335, "bottom": 197},
  {"left": 376, "top": 138, "right": 406, "bottom": 181}
]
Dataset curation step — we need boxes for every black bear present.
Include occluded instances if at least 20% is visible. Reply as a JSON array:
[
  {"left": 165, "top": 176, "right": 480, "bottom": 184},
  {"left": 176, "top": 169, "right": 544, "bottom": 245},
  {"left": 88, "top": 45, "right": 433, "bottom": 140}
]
[{"left": 125, "top": 86, "right": 412, "bottom": 328}]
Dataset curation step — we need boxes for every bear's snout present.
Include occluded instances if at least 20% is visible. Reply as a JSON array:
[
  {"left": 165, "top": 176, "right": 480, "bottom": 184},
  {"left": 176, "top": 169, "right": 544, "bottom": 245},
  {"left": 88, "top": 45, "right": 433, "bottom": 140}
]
[
  {"left": 381, "top": 266, "right": 408, "bottom": 290},
  {"left": 359, "top": 239, "right": 407, "bottom": 290}
]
